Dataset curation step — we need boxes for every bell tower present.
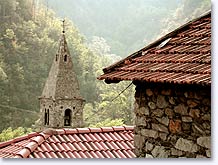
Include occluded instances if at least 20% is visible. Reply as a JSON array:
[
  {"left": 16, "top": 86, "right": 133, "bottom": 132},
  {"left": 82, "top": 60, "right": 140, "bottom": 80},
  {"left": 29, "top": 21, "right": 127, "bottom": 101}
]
[{"left": 38, "top": 20, "right": 85, "bottom": 129}]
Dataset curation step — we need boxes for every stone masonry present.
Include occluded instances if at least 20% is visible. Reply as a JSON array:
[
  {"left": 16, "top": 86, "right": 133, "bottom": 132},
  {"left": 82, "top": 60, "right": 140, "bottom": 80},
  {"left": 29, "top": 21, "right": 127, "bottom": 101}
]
[{"left": 134, "top": 82, "right": 211, "bottom": 158}]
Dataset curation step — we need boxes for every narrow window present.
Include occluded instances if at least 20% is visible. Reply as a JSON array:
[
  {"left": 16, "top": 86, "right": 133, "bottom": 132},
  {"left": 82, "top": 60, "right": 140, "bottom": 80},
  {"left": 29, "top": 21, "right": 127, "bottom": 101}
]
[
  {"left": 64, "top": 109, "right": 71, "bottom": 126},
  {"left": 64, "top": 55, "right": 67, "bottom": 62},
  {"left": 44, "top": 109, "right": 49, "bottom": 125},
  {"left": 56, "top": 54, "right": 58, "bottom": 61}
]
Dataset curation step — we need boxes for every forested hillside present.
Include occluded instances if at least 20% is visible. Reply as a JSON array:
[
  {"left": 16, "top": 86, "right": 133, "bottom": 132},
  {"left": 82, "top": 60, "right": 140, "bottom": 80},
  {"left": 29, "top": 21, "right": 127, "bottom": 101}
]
[
  {"left": 46, "top": 0, "right": 210, "bottom": 57},
  {"left": 0, "top": 0, "right": 210, "bottom": 139},
  {"left": 0, "top": 0, "right": 134, "bottom": 135}
]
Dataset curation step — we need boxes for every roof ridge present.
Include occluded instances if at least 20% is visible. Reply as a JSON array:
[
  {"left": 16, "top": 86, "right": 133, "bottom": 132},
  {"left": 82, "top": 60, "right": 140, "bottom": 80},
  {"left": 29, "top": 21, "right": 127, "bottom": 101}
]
[
  {"left": 14, "top": 131, "right": 52, "bottom": 158},
  {"left": 100, "top": 11, "right": 211, "bottom": 74},
  {"left": 0, "top": 132, "right": 38, "bottom": 149},
  {"left": 61, "top": 126, "right": 134, "bottom": 134}
]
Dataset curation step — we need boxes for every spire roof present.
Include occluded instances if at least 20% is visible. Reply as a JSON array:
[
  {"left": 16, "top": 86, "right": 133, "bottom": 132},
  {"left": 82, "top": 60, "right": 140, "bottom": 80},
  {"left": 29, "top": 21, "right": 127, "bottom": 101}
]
[{"left": 40, "top": 29, "right": 83, "bottom": 100}]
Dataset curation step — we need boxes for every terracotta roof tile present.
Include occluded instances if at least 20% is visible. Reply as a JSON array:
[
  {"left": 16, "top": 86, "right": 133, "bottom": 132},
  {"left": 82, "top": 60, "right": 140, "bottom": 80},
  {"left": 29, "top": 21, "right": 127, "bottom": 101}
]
[
  {"left": 72, "top": 151, "right": 82, "bottom": 158},
  {"left": 98, "top": 11, "right": 211, "bottom": 86},
  {"left": 66, "top": 151, "right": 76, "bottom": 158},
  {"left": 92, "top": 133, "right": 104, "bottom": 141},
  {"left": 88, "top": 127, "right": 102, "bottom": 133},
  {"left": 83, "top": 142, "right": 94, "bottom": 151},
  {"left": 0, "top": 126, "right": 135, "bottom": 158},
  {"left": 103, "top": 150, "right": 116, "bottom": 158},
  {"left": 76, "top": 128, "right": 90, "bottom": 133},
  {"left": 64, "top": 128, "right": 78, "bottom": 134},
  {"left": 44, "top": 152, "right": 54, "bottom": 158},
  {"left": 66, "top": 142, "right": 77, "bottom": 151},
  {"left": 66, "top": 135, "right": 77, "bottom": 142},
  {"left": 72, "top": 134, "right": 82, "bottom": 142}
]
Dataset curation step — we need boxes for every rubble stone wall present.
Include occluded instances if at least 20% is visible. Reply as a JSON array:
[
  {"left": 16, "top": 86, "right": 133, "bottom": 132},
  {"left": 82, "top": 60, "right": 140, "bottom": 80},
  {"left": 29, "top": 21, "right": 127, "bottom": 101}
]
[{"left": 134, "top": 82, "right": 211, "bottom": 158}]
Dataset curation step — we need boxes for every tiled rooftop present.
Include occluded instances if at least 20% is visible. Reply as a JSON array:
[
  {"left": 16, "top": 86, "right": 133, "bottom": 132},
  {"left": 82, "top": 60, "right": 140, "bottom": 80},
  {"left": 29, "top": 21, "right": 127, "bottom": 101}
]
[
  {"left": 98, "top": 11, "right": 211, "bottom": 86},
  {"left": 0, "top": 126, "right": 135, "bottom": 158}
]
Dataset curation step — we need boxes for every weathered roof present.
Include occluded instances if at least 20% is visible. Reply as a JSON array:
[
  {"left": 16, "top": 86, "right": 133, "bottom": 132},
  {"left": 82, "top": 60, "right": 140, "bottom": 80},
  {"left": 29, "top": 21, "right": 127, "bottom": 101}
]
[
  {"left": 98, "top": 11, "right": 211, "bottom": 86},
  {"left": 0, "top": 126, "right": 135, "bottom": 158}
]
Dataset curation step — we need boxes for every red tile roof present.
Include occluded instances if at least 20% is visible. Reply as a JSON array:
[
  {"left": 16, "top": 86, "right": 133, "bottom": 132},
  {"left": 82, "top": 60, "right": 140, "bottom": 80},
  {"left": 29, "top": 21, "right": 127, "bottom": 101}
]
[
  {"left": 98, "top": 11, "right": 211, "bottom": 86},
  {"left": 0, "top": 126, "right": 135, "bottom": 158}
]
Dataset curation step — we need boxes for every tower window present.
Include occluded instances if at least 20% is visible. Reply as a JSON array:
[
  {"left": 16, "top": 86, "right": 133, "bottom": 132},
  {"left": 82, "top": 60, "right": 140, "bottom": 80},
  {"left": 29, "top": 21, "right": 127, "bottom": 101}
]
[
  {"left": 56, "top": 54, "right": 58, "bottom": 61},
  {"left": 64, "top": 55, "right": 67, "bottom": 62},
  {"left": 44, "top": 109, "right": 49, "bottom": 125},
  {"left": 64, "top": 109, "right": 71, "bottom": 126}
]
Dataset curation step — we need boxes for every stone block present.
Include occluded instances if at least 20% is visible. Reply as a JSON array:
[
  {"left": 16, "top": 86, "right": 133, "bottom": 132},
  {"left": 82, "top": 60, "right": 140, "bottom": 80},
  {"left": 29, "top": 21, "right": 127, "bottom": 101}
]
[
  {"left": 134, "top": 102, "right": 139, "bottom": 113},
  {"left": 146, "top": 89, "right": 153, "bottom": 97},
  {"left": 152, "top": 109, "right": 164, "bottom": 118},
  {"left": 139, "top": 106, "right": 150, "bottom": 115},
  {"left": 202, "top": 98, "right": 210, "bottom": 106},
  {"left": 157, "top": 117, "right": 169, "bottom": 126},
  {"left": 157, "top": 95, "right": 168, "bottom": 109},
  {"left": 192, "top": 124, "right": 205, "bottom": 134},
  {"left": 167, "top": 134, "right": 178, "bottom": 144},
  {"left": 202, "top": 114, "right": 210, "bottom": 121},
  {"left": 202, "top": 122, "right": 211, "bottom": 131},
  {"left": 159, "top": 132, "right": 167, "bottom": 141},
  {"left": 196, "top": 155, "right": 207, "bottom": 158},
  {"left": 169, "top": 97, "right": 176, "bottom": 105},
  {"left": 171, "top": 148, "right": 183, "bottom": 156},
  {"left": 206, "top": 149, "right": 211, "bottom": 157},
  {"left": 148, "top": 102, "right": 156, "bottom": 110},
  {"left": 182, "top": 116, "right": 192, "bottom": 122},
  {"left": 161, "top": 89, "right": 172, "bottom": 95},
  {"left": 184, "top": 91, "right": 203, "bottom": 100},
  {"left": 165, "top": 108, "right": 174, "bottom": 118},
  {"left": 187, "top": 99, "right": 198, "bottom": 108},
  {"left": 145, "top": 154, "right": 153, "bottom": 158},
  {"left": 182, "top": 123, "right": 191, "bottom": 131},
  {"left": 174, "top": 104, "right": 188, "bottom": 115},
  {"left": 145, "top": 141, "right": 154, "bottom": 152},
  {"left": 134, "top": 134, "right": 146, "bottom": 149},
  {"left": 189, "top": 109, "right": 200, "bottom": 118},
  {"left": 184, "top": 92, "right": 188, "bottom": 98},
  {"left": 169, "top": 119, "right": 182, "bottom": 134},
  {"left": 179, "top": 96, "right": 186, "bottom": 103},
  {"left": 135, "top": 116, "right": 147, "bottom": 126},
  {"left": 152, "top": 123, "right": 169, "bottom": 133},
  {"left": 151, "top": 146, "right": 169, "bottom": 158},
  {"left": 134, "top": 148, "right": 141, "bottom": 157},
  {"left": 197, "top": 136, "right": 210, "bottom": 149},
  {"left": 141, "top": 129, "right": 158, "bottom": 139},
  {"left": 175, "top": 138, "right": 199, "bottom": 152}
]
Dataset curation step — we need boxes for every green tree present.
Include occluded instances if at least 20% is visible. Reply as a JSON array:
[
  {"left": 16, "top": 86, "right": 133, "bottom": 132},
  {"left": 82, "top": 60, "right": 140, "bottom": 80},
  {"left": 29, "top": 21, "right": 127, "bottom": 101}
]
[
  {"left": 0, "top": 127, "right": 33, "bottom": 142},
  {"left": 89, "top": 118, "right": 124, "bottom": 128}
]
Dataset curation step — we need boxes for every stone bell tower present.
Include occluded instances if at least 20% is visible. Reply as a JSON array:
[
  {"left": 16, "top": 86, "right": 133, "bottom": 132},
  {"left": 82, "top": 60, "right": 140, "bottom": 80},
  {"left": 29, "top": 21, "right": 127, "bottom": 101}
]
[{"left": 38, "top": 20, "right": 85, "bottom": 129}]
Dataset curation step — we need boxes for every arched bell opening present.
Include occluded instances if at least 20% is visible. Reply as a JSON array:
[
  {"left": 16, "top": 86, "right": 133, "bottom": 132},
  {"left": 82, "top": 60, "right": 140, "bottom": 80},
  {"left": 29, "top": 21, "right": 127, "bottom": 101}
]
[
  {"left": 44, "top": 109, "right": 49, "bottom": 125},
  {"left": 64, "top": 54, "right": 67, "bottom": 62},
  {"left": 64, "top": 109, "right": 71, "bottom": 126}
]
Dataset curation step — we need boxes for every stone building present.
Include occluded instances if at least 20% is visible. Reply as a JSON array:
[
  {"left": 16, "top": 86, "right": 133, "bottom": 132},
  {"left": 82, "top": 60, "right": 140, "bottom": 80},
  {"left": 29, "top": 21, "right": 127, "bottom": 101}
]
[
  {"left": 98, "top": 11, "right": 211, "bottom": 158},
  {"left": 38, "top": 29, "right": 85, "bottom": 129}
]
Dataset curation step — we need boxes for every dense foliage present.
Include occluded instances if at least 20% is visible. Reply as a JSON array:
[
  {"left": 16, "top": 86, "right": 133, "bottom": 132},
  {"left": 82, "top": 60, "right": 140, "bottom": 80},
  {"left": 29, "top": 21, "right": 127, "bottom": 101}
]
[
  {"left": 46, "top": 0, "right": 210, "bottom": 57},
  {"left": 0, "top": 0, "right": 134, "bottom": 134},
  {"left": 0, "top": 0, "right": 210, "bottom": 140},
  {"left": 0, "top": 127, "right": 33, "bottom": 142}
]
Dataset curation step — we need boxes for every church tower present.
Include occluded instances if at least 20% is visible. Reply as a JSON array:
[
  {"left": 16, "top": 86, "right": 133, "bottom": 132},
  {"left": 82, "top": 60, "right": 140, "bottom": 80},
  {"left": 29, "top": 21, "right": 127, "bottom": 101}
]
[{"left": 38, "top": 21, "right": 85, "bottom": 129}]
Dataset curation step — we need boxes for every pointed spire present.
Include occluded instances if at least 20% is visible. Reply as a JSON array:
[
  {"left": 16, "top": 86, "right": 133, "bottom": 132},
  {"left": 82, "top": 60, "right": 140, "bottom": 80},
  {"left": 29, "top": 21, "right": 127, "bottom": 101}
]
[{"left": 62, "top": 19, "right": 65, "bottom": 34}]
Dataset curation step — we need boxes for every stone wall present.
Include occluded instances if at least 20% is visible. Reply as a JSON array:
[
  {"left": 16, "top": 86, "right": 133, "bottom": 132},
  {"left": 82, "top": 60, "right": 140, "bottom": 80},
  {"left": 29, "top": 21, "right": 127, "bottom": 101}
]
[
  {"left": 133, "top": 82, "right": 211, "bottom": 158},
  {"left": 38, "top": 98, "right": 84, "bottom": 129}
]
